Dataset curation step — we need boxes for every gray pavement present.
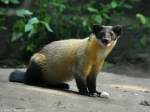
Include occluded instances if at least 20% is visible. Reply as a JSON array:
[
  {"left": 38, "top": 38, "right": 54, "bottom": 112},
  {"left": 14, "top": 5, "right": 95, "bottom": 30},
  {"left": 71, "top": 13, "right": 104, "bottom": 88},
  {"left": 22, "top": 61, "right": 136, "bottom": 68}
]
[{"left": 0, "top": 68, "right": 150, "bottom": 112}]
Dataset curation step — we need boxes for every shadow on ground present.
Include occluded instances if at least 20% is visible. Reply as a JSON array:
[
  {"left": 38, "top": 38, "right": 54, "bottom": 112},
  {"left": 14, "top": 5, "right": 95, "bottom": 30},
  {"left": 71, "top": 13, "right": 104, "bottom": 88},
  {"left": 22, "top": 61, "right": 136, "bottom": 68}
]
[{"left": 0, "top": 68, "right": 150, "bottom": 112}]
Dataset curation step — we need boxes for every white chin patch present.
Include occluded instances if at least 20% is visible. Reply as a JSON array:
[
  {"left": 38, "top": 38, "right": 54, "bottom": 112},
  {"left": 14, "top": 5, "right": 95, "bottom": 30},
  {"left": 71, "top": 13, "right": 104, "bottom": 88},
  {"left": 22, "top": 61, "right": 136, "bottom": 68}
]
[
  {"left": 97, "top": 39, "right": 112, "bottom": 48},
  {"left": 106, "top": 43, "right": 111, "bottom": 47}
]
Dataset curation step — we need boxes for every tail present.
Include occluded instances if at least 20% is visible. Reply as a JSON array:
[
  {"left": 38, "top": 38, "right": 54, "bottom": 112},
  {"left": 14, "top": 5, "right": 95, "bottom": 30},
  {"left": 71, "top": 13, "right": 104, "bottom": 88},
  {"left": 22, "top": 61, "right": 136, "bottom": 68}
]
[{"left": 9, "top": 70, "right": 26, "bottom": 83}]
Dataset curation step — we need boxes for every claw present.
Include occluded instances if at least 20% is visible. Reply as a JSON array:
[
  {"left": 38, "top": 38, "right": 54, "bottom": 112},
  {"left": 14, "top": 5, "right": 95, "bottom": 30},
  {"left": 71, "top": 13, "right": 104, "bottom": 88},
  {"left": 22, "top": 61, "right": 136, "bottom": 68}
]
[
  {"left": 79, "top": 91, "right": 90, "bottom": 96},
  {"left": 89, "top": 91, "right": 102, "bottom": 97},
  {"left": 95, "top": 91, "right": 101, "bottom": 97}
]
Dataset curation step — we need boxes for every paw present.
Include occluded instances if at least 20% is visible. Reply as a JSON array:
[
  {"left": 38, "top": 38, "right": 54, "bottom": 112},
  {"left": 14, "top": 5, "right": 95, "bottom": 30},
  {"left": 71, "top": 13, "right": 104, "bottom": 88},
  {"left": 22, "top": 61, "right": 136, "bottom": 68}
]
[
  {"left": 89, "top": 91, "right": 101, "bottom": 97},
  {"left": 89, "top": 91, "right": 110, "bottom": 98},
  {"left": 79, "top": 91, "right": 90, "bottom": 96}
]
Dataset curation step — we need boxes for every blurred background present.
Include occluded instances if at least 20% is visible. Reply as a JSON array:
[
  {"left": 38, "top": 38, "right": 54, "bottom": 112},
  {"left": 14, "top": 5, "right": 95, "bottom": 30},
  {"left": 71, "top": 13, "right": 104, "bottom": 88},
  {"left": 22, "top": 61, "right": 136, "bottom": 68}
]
[{"left": 0, "top": 0, "right": 149, "bottom": 75}]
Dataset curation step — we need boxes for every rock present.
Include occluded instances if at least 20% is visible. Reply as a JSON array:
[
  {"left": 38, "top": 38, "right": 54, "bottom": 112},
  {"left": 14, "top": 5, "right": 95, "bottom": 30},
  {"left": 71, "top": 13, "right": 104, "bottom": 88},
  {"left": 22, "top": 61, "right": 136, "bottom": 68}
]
[
  {"left": 100, "top": 91, "right": 110, "bottom": 98},
  {"left": 143, "top": 90, "right": 150, "bottom": 93},
  {"left": 140, "top": 100, "right": 150, "bottom": 106}
]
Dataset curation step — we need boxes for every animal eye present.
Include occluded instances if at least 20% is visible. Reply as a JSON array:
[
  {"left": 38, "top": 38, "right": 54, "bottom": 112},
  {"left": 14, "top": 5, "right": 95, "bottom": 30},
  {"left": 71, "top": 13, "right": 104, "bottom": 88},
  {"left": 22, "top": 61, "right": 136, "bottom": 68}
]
[
  {"left": 110, "top": 32, "right": 116, "bottom": 40},
  {"left": 109, "top": 32, "right": 113, "bottom": 37},
  {"left": 97, "top": 32, "right": 104, "bottom": 38}
]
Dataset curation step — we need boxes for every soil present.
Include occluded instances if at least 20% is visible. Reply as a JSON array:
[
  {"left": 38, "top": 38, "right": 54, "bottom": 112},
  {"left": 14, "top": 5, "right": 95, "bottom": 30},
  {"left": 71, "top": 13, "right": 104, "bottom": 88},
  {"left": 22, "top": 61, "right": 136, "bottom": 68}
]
[{"left": 0, "top": 67, "right": 150, "bottom": 112}]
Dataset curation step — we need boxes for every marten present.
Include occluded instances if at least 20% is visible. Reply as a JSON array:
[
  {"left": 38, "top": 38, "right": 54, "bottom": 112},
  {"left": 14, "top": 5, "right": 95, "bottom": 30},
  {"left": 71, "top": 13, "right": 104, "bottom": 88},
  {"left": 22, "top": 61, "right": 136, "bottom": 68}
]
[{"left": 9, "top": 24, "right": 122, "bottom": 97}]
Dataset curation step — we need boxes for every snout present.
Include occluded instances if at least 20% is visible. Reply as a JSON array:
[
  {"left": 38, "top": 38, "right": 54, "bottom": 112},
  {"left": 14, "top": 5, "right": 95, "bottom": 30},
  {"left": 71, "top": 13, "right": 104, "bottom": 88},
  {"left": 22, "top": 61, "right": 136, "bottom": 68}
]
[{"left": 101, "top": 38, "right": 110, "bottom": 45}]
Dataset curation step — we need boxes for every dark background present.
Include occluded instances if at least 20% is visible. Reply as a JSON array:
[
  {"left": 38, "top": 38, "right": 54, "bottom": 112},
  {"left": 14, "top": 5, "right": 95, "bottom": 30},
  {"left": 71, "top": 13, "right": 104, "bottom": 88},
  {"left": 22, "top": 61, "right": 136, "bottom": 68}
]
[{"left": 0, "top": 0, "right": 150, "bottom": 74}]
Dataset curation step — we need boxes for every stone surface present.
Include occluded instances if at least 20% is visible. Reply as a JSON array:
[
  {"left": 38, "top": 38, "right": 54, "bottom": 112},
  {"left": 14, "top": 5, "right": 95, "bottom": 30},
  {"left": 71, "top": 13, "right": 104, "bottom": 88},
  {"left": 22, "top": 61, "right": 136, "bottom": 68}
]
[{"left": 0, "top": 68, "right": 150, "bottom": 112}]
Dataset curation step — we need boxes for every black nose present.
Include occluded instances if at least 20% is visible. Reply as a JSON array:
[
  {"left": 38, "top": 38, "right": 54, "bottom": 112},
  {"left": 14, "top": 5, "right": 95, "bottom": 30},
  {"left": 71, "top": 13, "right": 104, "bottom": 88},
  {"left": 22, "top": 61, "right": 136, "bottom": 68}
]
[{"left": 102, "top": 39, "right": 109, "bottom": 44}]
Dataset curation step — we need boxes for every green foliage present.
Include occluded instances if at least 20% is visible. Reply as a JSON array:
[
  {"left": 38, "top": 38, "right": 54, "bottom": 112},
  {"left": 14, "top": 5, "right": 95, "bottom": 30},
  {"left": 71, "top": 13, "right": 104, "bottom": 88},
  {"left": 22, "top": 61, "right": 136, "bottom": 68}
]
[
  {"left": 11, "top": 0, "right": 52, "bottom": 52},
  {"left": 0, "top": 0, "right": 20, "bottom": 4},
  {"left": 25, "top": 17, "right": 39, "bottom": 33},
  {"left": 47, "top": 0, "right": 132, "bottom": 38},
  {"left": 16, "top": 9, "right": 33, "bottom": 17},
  {"left": 135, "top": 13, "right": 150, "bottom": 48},
  {"left": 136, "top": 13, "right": 146, "bottom": 25},
  {"left": 140, "top": 35, "right": 148, "bottom": 48},
  {"left": 1, "top": 0, "right": 133, "bottom": 53},
  {"left": 136, "top": 13, "right": 150, "bottom": 28}
]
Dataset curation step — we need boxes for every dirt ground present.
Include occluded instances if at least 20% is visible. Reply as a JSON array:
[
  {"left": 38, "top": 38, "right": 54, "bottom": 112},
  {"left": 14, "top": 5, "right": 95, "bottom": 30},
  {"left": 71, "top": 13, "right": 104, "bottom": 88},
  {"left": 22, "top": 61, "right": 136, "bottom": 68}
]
[{"left": 0, "top": 68, "right": 150, "bottom": 112}]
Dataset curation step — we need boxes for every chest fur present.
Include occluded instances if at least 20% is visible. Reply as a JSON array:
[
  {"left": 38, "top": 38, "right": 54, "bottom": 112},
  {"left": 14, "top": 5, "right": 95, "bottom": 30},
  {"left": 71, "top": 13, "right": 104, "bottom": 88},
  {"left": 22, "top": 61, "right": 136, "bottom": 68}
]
[{"left": 87, "top": 37, "right": 117, "bottom": 64}]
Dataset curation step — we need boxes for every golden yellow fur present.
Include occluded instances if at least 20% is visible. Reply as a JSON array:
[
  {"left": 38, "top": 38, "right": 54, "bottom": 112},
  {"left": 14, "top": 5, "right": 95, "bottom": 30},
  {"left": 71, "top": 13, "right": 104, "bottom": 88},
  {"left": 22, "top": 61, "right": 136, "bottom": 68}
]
[
  {"left": 30, "top": 34, "right": 117, "bottom": 84},
  {"left": 9, "top": 25, "right": 122, "bottom": 96}
]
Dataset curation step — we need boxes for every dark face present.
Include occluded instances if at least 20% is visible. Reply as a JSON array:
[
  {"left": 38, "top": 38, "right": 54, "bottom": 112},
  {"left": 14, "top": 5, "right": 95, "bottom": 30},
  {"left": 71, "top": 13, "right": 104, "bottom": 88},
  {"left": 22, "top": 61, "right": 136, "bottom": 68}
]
[{"left": 92, "top": 25, "right": 122, "bottom": 46}]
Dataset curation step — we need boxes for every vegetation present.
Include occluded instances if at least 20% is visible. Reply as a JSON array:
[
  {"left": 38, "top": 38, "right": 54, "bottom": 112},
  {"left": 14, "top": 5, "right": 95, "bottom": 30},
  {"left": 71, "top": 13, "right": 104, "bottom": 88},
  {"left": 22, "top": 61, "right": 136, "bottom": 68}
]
[
  {"left": 0, "top": 0, "right": 133, "bottom": 52},
  {"left": 0, "top": 0, "right": 150, "bottom": 68}
]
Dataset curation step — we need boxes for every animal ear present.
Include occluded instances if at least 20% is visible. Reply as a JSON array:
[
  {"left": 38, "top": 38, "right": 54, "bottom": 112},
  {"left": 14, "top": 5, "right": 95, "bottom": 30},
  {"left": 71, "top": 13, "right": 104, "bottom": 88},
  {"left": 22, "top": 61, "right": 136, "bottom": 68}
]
[
  {"left": 112, "top": 25, "right": 122, "bottom": 36},
  {"left": 92, "top": 24, "right": 103, "bottom": 34}
]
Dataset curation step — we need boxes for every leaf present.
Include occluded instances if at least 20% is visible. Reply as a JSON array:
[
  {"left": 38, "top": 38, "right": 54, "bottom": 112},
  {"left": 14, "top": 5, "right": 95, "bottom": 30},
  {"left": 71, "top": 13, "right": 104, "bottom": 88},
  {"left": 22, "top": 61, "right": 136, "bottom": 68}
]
[
  {"left": 0, "top": 10, "right": 4, "bottom": 16},
  {"left": 0, "top": 26, "right": 7, "bottom": 30},
  {"left": 13, "top": 20, "right": 25, "bottom": 32},
  {"left": 28, "top": 17, "right": 39, "bottom": 25},
  {"left": 40, "top": 21, "right": 53, "bottom": 32},
  {"left": 25, "top": 17, "right": 39, "bottom": 32},
  {"left": 28, "top": 28, "right": 37, "bottom": 38},
  {"left": 51, "top": 2, "right": 66, "bottom": 12},
  {"left": 26, "top": 43, "right": 34, "bottom": 52},
  {"left": 102, "top": 13, "right": 110, "bottom": 19},
  {"left": 0, "top": 0, "right": 9, "bottom": 4},
  {"left": 11, "top": 32, "right": 23, "bottom": 42},
  {"left": 140, "top": 36, "right": 148, "bottom": 47},
  {"left": 43, "top": 16, "right": 51, "bottom": 23},
  {"left": 82, "top": 20, "right": 87, "bottom": 27},
  {"left": 87, "top": 7, "right": 98, "bottom": 13},
  {"left": 111, "top": 1, "right": 117, "bottom": 8},
  {"left": 16, "top": 9, "right": 33, "bottom": 17},
  {"left": 25, "top": 24, "right": 33, "bottom": 32},
  {"left": 123, "top": 4, "right": 132, "bottom": 9},
  {"left": 10, "top": 0, "right": 20, "bottom": 4},
  {"left": 136, "top": 13, "right": 146, "bottom": 24},
  {"left": 92, "top": 15, "right": 102, "bottom": 24}
]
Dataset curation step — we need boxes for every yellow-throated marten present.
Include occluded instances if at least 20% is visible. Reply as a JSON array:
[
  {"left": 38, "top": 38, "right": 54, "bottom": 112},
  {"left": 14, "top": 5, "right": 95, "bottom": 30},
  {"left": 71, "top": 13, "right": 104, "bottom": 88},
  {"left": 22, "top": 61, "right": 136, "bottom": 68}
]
[{"left": 10, "top": 25, "right": 122, "bottom": 96}]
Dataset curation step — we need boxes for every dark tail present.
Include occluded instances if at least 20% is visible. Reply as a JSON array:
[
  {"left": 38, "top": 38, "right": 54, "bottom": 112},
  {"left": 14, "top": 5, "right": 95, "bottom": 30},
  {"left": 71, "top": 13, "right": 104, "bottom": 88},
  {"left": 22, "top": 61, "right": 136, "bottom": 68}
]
[{"left": 9, "top": 70, "right": 26, "bottom": 83}]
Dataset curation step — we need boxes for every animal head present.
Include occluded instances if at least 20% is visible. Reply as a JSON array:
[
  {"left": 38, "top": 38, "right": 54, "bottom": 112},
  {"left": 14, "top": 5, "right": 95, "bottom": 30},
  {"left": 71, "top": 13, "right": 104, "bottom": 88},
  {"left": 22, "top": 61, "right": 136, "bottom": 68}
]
[{"left": 92, "top": 25, "right": 122, "bottom": 47}]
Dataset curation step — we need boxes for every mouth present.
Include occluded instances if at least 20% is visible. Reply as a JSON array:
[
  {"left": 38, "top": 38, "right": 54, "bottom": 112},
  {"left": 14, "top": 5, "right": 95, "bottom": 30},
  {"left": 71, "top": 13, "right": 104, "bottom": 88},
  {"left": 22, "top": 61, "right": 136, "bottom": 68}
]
[
  {"left": 101, "top": 39, "right": 111, "bottom": 47},
  {"left": 102, "top": 40, "right": 109, "bottom": 45},
  {"left": 97, "top": 39, "right": 111, "bottom": 47}
]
